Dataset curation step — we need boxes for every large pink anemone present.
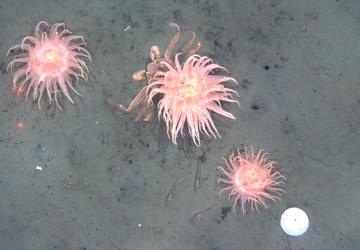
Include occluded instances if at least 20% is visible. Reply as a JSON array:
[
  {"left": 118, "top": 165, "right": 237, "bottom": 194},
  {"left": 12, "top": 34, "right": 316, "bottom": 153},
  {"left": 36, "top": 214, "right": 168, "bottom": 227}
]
[{"left": 148, "top": 54, "right": 239, "bottom": 146}]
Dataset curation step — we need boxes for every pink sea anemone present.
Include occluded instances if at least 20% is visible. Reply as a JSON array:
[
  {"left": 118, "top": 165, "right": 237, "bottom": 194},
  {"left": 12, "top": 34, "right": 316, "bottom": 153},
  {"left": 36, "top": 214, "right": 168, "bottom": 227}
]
[
  {"left": 7, "top": 21, "right": 91, "bottom": 109},
  {"left": 218, "top": 147, "right": 285, "bottom": 214},
  {"left": 148, "top": 54, "right": 239, "bottom": 146}
]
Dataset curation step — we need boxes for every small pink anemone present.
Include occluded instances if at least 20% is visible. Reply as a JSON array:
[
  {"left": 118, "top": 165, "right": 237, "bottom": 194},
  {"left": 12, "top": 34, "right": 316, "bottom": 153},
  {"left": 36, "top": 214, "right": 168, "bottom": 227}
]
[{"left": 218, "top": 147, "right": 285, "bottom": 214}]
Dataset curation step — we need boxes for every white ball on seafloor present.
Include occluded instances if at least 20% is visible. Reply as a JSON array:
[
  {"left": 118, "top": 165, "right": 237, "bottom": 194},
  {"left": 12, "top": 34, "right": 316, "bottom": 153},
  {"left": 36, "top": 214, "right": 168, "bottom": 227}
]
[{"left": 280, "top": 207, "right": 309, "bottom": 236}]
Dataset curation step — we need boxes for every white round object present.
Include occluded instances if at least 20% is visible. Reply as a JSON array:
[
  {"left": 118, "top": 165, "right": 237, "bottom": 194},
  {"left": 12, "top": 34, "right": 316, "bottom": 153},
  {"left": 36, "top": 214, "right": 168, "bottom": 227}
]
[{"left": 280, "top": 207, "right": 309, "bottom": 236}]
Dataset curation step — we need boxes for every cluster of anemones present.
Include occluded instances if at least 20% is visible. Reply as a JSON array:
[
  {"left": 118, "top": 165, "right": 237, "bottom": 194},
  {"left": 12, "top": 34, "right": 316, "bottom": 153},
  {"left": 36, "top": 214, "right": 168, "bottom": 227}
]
[
  {"left": 7, "top": 22, "right": 287, "bottom": 214},
  {"left": 7, "top": 21, "right": 91, "bottom": 109},
  {"left": 218, "top": 147, "right": 286, "bottom": 214}
]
